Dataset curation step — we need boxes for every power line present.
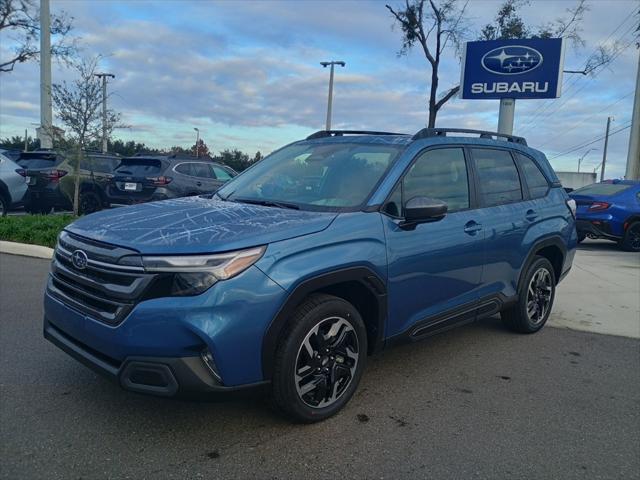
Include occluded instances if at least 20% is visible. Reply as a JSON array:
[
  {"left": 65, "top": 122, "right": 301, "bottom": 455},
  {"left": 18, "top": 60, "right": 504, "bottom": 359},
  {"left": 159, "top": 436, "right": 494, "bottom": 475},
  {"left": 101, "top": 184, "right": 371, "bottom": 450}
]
[
  {"left": 548, "top": 123, "right": 631, "bottom": 160},
  {"left": 536, "top": 91, "right": 634, "bottom": 150},
  {"left": 520, "top": 13, "right": 638, "bottom": 133}
]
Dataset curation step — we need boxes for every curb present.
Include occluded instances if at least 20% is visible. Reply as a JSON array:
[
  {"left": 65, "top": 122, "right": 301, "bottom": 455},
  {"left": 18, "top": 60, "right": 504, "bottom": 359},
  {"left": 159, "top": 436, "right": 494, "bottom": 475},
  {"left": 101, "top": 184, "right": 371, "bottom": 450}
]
[{"left": 0, "top": 240, "right": 54, "bottom": 259}]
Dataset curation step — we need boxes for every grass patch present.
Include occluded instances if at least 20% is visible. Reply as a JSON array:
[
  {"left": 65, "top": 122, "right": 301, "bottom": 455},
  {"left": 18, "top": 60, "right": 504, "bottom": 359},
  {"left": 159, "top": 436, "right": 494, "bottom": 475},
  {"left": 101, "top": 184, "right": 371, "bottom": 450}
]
[{"left": 0, "top": 215, "right": 77, "bottom": 248}]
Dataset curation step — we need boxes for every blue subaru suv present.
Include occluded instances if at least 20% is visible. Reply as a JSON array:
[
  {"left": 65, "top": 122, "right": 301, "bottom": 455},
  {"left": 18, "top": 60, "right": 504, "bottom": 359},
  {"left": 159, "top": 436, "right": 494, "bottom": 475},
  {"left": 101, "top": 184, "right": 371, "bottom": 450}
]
[{"left": 43, "top": 128, "right": 577, "bottom": 422}]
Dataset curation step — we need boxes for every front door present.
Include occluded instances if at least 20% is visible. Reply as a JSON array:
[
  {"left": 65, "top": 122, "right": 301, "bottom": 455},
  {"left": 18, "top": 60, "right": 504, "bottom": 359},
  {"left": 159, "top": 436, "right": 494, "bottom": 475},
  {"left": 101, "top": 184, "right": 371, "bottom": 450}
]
[{"left": 383, "top": 147, "right": 484, "bottom": 339}]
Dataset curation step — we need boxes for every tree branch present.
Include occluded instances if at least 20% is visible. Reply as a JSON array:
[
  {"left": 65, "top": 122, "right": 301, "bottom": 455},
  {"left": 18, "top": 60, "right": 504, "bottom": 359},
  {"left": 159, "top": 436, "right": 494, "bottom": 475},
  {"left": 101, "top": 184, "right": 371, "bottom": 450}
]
[{"left": 435, "top": 85, "right": 460, "bottom": 110}]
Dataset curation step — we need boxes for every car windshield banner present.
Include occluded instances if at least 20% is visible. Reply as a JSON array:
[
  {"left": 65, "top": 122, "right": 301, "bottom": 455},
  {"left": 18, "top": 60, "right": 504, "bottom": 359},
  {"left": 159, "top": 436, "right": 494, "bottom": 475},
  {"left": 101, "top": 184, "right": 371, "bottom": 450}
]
[{"left": 460, "top": 38, "right": 566, "bottom": 100}]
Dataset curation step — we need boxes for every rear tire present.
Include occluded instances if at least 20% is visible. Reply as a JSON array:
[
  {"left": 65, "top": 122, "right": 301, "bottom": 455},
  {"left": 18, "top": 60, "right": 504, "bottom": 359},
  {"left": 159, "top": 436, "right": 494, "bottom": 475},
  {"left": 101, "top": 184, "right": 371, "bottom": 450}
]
[
  {"left": 621, "top": 221, "right": 640, "bottom": 252},
  {"left": 577, "top": 232, "right": 586, "bottom": 243},
  {"left": 79, "top": 191, "right": 102, "bottom": 215},
  {"left": 271, "top": 293, "right": 367, "bottom": 423},
  {"left": 0, "top": 194, "right": 8, "bottom": 216},
  {"left": 502, "top": 256, "right": 556, "bottom": 334}
]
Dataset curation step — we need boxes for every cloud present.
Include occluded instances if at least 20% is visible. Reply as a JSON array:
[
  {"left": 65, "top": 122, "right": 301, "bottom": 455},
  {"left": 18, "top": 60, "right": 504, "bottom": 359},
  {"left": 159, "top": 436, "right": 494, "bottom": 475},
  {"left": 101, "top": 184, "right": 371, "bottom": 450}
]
[{"left": 0, "top": 0, "right": 636, "bottom": 177}]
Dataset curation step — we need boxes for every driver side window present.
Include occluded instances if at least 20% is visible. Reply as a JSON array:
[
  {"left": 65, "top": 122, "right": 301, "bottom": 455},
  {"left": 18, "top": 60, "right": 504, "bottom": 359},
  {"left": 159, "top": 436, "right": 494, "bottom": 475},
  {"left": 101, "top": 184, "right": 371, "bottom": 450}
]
[{"left": 385, "top": 148, "right": 470, "bottom": 217}]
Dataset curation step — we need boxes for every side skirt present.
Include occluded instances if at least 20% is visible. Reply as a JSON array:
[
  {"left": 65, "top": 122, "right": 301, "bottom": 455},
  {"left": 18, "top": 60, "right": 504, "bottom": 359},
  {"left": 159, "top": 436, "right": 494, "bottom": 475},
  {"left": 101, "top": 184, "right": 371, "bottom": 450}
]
[{"left": 386, "top": 293, "right": 517, "bottom": 348}]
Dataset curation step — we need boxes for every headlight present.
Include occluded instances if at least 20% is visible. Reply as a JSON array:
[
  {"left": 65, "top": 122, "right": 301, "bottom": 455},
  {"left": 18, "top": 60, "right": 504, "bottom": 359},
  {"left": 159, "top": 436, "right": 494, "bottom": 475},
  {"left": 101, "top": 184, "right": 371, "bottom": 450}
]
[{"left": 141, "top": 246, "right": 265, "bottom": 296}]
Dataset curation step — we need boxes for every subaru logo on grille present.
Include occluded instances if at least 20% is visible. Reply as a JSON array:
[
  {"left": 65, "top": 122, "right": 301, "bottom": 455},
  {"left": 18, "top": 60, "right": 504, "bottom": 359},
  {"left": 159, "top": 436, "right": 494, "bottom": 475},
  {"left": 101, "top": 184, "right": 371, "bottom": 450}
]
[
  {"left": 72, "top": 250, "right": 88, "bottom": 270},
  {"left": 482, "top": 46, "right": 543, "bottom": 75}
]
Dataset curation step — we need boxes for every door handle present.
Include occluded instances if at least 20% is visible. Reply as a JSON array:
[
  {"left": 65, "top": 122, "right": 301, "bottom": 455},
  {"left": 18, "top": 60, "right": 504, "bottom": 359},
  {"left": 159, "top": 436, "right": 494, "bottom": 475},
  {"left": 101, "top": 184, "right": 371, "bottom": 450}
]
[
  {"left": 525, "top": 209, "right": 538, "bottom": 221},
  {"left": 196, "top": 181, "right": 202, "bottom": 186},
  {"left": 464, "top": 221, "right": 482, "bottom": 235}
]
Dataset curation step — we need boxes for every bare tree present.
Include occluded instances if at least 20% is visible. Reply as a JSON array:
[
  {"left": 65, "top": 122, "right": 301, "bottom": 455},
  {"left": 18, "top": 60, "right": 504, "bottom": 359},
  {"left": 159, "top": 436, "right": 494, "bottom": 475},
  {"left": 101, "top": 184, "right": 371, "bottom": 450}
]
[
  {"left": 0, "top": 0, "right": 76, "bottom": 73},
  {"left": 386, "top": 0, "right": 469, "bottom": 128},
  {"left": 51, "top": 57, "right": 122, "bottom": 214}
]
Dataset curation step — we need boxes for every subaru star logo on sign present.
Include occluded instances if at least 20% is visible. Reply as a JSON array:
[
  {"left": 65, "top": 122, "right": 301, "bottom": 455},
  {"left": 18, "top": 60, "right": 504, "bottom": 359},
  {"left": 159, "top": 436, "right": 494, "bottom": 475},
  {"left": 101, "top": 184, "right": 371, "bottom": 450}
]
[
  {"left": 460, "top": 38, "right": 565, "bottom": 99},
  {"left": 482, "top": 46, "right": 543, "bottom": 75},
  {"left": 72, "top": 250, "right": 88, "bottom": 270}
]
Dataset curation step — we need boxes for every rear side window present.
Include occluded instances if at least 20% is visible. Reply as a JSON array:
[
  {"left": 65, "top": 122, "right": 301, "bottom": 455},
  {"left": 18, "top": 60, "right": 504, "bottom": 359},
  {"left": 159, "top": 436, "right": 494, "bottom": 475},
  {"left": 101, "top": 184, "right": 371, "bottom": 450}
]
[
  {"left": 516, "top": 153, "right": 549, "bottom": 198},
  {"left": 472, "top": 148, "right": 522, "bottom": 206},
  {"left": 174, "top": 163, "right": 193, "bottom": 175},
  {"left": 212, "top": 165, "right": 233, "bottom": 181},
  {"left": 115, "top": 159, "right": 164, "bottom": 176},
  {"left": 191, "top": 163, "right": 214, "bottom": 178}
]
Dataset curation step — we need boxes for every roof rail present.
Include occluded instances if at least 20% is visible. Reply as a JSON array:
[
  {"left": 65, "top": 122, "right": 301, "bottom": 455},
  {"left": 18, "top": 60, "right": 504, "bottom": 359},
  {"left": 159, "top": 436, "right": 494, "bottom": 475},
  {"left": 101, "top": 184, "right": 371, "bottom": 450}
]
[
  {"left": 306, "top": 130, "right": 405, "bottom": 140},
  {"left": 412, "top": 128, "right": 527, "bottom": 146}
]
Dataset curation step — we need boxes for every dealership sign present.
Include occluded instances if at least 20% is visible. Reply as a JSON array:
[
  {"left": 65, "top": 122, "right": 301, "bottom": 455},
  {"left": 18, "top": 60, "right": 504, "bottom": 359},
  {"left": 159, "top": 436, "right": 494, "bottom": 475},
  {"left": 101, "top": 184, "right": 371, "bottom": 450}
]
[{"left": 460, "top": 38, "right": 566, "bottom": 99}]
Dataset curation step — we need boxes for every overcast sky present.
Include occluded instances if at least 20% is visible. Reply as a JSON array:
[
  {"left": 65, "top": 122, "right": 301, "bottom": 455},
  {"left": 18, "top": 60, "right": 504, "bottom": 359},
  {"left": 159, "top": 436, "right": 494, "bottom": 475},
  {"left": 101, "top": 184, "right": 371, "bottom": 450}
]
[{"left": 0, "top": 0, "right": 637, "bottom": 178}]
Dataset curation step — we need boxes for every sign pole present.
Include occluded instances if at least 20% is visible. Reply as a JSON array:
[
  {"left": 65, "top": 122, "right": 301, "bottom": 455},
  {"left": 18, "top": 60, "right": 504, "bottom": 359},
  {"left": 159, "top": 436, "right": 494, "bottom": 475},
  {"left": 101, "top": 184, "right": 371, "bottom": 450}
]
[{"left": 497, "top": 98, "right": 515, "bottom": 135}]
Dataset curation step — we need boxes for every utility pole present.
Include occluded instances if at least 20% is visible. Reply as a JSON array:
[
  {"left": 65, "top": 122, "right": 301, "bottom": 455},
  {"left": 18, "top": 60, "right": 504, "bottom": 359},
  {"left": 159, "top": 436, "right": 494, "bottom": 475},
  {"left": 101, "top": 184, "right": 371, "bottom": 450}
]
[
  {"left": 194, "top": 128, "right": 200, "bottom": 157},
  {"left": 24, "top": 129, "right": 28, "bottom": 152},
  {"left": 626, "top": 50, "right": 640, "bottom": 180},
  {"left": 320, "top": 61, "right": 345, "bottom": 130},
  {"left": 94, "top": 73, "right": 115, "bottom": 153},
  {"left": 601, "top": 116, "right": 612, "bottom": 182},
  {"left": 497, "top": 98, "right": 516, "bottom": 135},
  {"left": 38, "top": 0, "right": 52, "bottom": 149}
]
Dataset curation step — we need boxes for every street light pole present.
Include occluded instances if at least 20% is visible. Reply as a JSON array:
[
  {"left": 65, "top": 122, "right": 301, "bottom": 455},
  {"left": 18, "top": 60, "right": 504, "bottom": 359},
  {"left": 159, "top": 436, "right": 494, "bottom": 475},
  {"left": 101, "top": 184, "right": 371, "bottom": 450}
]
[
  {"left": 320, "top": 61, "right": 345, "bottom": 131},
  {"left": 578, "top": 148, "right": 596, "bottom": 173},
  {"left": 194, "top": 128, "right": 200, "bottom": 157},
  {"left": 94, "top": 73, "right": 115, "bottom": 153}
]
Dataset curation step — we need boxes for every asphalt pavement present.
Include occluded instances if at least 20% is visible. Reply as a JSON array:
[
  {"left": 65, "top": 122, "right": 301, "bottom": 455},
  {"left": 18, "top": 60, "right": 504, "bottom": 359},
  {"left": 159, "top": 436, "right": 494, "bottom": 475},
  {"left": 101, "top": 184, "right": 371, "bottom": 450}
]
[{"left": 0, "top": 248, "right": 638, "bottom": 480}]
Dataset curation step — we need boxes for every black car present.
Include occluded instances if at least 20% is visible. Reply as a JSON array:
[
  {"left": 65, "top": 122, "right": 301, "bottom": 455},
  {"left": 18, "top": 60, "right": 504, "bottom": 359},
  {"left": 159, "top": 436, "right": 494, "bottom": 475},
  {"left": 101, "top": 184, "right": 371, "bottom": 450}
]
[
  {"left": 18, "top": 150, "right": 121, "bottom": 214},
  {"left": 105, "top": 154, "right": 237, "bottom": 205}
]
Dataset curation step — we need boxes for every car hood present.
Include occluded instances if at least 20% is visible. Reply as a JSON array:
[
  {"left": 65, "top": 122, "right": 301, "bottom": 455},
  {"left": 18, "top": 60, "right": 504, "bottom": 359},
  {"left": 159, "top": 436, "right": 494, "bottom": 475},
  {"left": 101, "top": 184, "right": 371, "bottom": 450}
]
[{"left": 65, "top": 196, "right": 338, "bottom": 254}]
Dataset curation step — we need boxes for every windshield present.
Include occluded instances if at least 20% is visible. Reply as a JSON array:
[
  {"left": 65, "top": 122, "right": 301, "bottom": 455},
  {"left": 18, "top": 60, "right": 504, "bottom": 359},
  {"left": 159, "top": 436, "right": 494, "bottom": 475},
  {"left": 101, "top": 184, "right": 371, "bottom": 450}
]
[
  {"left": 217, "top": 142, "right": 403, "bottom": 210},
  {"left": 572, "top": 183, "right": 632, "bottom": 196}
]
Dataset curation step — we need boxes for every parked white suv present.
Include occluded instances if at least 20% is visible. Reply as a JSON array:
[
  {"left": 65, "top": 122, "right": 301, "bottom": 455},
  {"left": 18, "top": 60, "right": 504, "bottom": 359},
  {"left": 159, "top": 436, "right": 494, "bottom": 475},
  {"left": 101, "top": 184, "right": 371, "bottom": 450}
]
[{"left": 0, "top": 152, "right": 28, "bottom": 216}]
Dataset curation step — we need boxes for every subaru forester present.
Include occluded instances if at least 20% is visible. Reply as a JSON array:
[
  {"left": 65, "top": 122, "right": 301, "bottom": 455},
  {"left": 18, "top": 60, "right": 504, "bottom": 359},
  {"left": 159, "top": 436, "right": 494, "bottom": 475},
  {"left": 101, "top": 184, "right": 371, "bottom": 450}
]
[{"left": 43, "top": 128, "right": 577, "bottom": 422}]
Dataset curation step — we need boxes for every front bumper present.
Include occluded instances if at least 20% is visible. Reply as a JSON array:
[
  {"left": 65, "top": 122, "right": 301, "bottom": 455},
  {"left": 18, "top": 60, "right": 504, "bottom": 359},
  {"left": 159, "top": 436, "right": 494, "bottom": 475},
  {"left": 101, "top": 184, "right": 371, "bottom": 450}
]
[{"left": 44, "top": 318, "right": 269, "bottom": 399}]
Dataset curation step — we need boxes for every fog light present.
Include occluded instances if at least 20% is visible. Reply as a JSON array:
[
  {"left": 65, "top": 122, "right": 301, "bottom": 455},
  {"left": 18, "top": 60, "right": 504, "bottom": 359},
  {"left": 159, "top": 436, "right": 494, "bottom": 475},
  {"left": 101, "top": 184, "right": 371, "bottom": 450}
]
[{"left": 201, "top": 349, "right": 222, "bottom": 383}]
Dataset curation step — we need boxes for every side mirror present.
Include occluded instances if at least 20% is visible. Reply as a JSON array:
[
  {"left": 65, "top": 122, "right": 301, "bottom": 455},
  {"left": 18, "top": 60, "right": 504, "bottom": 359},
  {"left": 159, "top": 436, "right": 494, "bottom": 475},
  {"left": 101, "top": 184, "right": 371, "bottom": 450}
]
[{"left": 403, "top": 196, "right": 448, "bottom": 225}]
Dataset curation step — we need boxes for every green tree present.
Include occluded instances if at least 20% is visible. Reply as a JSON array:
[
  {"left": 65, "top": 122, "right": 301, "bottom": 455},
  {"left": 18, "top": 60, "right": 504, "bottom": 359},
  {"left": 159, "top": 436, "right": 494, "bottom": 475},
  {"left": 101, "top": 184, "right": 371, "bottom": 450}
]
[
  {"left": 51, "top": 56, "right": 123, "bottom": 214},
  {"left": 0, "top": 135, "right": 39, "bottom": 151},
  {"left": 215, "top": 149, "right": 254, "bottom": 172}
]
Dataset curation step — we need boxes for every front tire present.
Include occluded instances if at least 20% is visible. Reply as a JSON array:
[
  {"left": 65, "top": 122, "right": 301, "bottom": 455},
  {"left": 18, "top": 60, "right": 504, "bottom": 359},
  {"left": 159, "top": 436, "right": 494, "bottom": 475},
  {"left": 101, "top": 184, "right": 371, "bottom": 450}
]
[
  {"left": 271, "top": 294, "right": 367, "bottom": 423},
  {"left": 502, "top": 256, "right": 556, "bottom": 334}
]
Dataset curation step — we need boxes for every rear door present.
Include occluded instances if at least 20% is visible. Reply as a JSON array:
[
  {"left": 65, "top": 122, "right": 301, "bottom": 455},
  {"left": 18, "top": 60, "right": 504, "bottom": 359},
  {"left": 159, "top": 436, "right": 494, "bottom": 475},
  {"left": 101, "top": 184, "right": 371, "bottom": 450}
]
[
  {"left": 383, "top": 147, "right": 485, "bottom": 339},
  {"left": 469, "top": 147, "right": 530, "bottom": 300},
  {"left": 172, "top": 162, "right": 221, "bottom": 195}
]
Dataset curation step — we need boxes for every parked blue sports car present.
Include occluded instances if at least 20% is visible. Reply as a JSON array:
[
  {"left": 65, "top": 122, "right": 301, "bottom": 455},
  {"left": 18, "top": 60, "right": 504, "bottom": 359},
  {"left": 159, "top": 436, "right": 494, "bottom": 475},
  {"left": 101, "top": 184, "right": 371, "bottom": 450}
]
[{"left": 570, "top": 180, "right": 640, "bottom": 251}]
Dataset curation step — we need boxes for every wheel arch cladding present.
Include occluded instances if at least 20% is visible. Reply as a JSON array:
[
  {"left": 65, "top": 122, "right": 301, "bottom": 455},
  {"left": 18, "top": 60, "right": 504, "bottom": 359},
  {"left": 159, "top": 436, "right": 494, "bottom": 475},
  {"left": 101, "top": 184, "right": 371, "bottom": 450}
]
[
  {"left": 261, "top": 266, "right": 387, "bottom": 380},
  {"left": 526, "top": 238, "right": 565, "bottom": 286}
]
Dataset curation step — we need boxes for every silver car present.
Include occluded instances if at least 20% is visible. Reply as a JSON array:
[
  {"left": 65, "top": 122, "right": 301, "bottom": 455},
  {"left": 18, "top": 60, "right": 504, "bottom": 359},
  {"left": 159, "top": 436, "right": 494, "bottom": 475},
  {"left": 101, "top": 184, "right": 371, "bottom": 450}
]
[{"left": 0, "top": 152, "right": 28, "bottom": 216}]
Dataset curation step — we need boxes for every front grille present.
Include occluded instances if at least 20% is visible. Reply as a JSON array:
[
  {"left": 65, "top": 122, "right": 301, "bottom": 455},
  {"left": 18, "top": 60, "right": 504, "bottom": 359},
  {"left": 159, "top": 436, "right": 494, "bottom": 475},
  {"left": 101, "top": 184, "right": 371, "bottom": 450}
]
[{"left": 48, "top": 231, "right": 155, "bottom": 325}]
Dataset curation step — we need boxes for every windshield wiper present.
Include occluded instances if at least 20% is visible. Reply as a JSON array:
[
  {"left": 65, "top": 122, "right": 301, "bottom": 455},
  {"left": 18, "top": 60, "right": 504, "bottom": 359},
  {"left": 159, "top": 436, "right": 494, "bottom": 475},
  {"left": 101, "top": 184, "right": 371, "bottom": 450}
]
[{"left": 232, "top": 197, "right": 300, "bottom": 210}]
